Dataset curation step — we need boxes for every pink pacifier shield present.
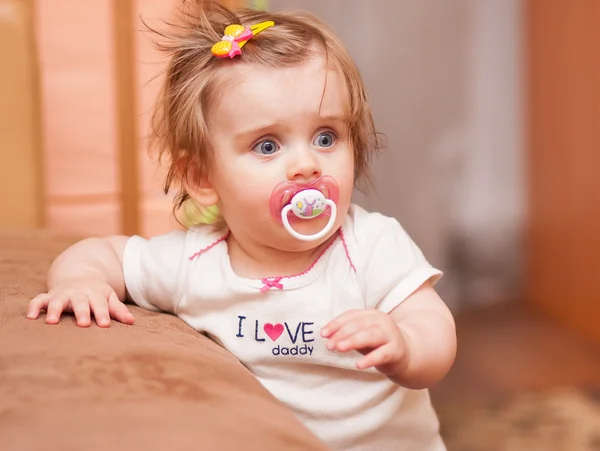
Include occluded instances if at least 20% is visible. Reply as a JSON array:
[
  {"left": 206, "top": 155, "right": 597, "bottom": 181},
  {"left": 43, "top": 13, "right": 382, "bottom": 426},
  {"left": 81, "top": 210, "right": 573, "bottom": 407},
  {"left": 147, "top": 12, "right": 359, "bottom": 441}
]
[{"left": 269, "top": 176, "right": 339, "bottom": 223}]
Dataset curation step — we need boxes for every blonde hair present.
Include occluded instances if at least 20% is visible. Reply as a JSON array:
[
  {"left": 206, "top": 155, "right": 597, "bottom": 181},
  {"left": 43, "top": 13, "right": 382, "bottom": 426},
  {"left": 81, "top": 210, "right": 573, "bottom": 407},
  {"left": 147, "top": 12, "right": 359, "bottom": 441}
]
[{"left": 147, "top": 0, "right": 382, "bottom": 224}]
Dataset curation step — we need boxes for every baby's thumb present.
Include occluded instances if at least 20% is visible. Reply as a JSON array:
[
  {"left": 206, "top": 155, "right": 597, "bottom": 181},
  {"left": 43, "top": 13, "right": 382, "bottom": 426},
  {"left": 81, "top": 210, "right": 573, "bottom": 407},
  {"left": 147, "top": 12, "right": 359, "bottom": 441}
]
[{"left": 107, "top": 292, "right": 134, "bottom": 324}]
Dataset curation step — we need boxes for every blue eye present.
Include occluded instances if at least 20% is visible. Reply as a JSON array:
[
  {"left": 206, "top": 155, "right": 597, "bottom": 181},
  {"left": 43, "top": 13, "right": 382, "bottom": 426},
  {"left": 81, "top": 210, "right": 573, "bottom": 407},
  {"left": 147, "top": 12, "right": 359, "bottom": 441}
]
[
  {"left": 253, "top": 139, "right": 279, "bottom": 155},
  {"left": 314, "top": 132, "right": 336, "bottom": 148}
]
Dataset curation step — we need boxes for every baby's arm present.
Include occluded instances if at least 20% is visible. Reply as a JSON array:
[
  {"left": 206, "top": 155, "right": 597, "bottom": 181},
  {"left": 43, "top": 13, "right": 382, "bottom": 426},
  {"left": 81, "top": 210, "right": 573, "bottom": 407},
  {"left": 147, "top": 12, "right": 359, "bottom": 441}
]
[
  {"left": 322, "top": 280, "right": 456, "bottom": 390},
  {"left": 386, "top": 282, "right": 456, "bottom": 389},
  {"left": 27, "top": 236, "right": 134, "bottom": 328},
  {"left": 323, "top": 213, "right": 456, "bottom": 388}
]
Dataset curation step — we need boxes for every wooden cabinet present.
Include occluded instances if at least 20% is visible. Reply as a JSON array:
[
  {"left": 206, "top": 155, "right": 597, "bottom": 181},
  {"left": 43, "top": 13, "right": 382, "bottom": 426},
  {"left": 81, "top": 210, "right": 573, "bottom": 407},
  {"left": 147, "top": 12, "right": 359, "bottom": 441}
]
[
  {"left": 33, "top": 0, "right": 178, "bottom": 237},
  {"left": 526, "top": 0, "right": 600, "bottom": 344},
  {"left": 2, "top": 0, "right": 248, "bottom": 236},
  {"left": 35, "top": 0, "right": 122, "bottom": 236}
]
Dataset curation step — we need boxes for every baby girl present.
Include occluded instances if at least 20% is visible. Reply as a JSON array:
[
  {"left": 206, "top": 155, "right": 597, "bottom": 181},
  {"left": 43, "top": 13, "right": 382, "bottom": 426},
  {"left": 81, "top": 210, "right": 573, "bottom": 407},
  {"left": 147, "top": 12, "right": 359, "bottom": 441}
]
[{"left": 28, "top": 2, "right": 456, "bottom": 449}]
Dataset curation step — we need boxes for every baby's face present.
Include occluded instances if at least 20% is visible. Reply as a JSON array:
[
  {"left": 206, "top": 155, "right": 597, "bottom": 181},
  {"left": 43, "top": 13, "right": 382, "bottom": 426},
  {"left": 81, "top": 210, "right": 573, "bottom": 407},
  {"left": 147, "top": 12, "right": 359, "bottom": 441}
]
[{"left": 205, "top": 53, "right": 355, "bottom": 251}]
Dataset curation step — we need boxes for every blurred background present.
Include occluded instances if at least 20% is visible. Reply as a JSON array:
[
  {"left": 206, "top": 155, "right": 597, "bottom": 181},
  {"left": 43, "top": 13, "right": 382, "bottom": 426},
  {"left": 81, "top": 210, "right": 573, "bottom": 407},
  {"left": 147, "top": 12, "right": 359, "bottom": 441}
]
[{"left": 1, "top": 0, "right": 599, "bottom": 449}]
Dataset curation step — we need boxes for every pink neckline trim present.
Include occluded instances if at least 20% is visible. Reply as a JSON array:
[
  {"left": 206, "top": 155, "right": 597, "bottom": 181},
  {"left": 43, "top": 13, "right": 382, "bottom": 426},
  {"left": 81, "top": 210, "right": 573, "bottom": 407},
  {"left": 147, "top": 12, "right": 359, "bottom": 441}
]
[
  {"left": 188, "top": 231, "right": 231, "bottom": 261},
  {"left": 188, "top": 228, "right": 356, "bottom": 291},
  {"left": 339, "top": 229, "right": 357, "bottom": 272}
]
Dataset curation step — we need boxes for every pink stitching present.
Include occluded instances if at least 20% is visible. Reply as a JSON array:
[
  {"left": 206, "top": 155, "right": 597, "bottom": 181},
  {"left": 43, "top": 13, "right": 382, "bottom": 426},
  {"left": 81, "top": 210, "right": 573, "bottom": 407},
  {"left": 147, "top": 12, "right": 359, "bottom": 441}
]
[
  {"left": 258, "top": 232, "right": 341, "bottom": 291},
  {"left": 339, "top": 229, "right": 357, "bottom": 272},
  {"left": 188, "top": 231, "right": 231, "bottom": 261},
  {"left": 188, "top": 228, "right": 356, "bottom": 291}
]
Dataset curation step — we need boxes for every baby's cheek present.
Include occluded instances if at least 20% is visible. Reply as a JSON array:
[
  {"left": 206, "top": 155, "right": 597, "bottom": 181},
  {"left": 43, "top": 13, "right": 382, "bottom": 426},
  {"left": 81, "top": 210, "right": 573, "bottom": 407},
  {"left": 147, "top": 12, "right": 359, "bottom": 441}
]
[
  {"left": 337, "top": 183, "right": 354, "bottom": 210},
  {"left": 238, "top": 188, "right": 272, "bottom": 218}
]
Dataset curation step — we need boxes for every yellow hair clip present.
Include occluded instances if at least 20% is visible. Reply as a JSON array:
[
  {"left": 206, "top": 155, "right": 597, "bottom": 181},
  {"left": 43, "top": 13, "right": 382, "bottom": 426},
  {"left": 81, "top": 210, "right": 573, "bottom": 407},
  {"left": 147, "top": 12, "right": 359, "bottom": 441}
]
[{"left": 211, "top": 20, "right": 274, "bottom": 59}]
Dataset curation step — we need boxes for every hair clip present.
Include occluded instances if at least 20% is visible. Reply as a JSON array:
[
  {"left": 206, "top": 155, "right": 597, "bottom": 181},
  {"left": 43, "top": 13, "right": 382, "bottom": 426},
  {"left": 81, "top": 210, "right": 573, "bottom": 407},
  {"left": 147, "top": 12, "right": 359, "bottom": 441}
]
[{"left": 211, "top": 20, "right": 274, "bottom": 59}]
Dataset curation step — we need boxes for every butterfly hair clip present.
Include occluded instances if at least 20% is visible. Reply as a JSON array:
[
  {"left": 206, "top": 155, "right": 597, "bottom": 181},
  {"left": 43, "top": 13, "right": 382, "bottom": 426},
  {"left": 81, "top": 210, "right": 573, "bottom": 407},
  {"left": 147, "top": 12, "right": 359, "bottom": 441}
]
[{"left": 211, "top": 20, "right": 274, "bottom": 59}]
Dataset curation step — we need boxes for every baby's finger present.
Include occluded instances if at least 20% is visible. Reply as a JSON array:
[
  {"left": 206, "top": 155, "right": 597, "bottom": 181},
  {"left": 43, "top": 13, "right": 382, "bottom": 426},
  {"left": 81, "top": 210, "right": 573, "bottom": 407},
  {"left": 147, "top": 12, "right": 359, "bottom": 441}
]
[
  {"left": 27, "top": 293, "right": 51, "bottom": 319},
  {"left": 45, "top": 294, "right": 69, "bottom": 324},
  {"left": 326, "top": 320, "right": 365, "bottom": 348},
  {"left": 321, "top": 309, "right": 366, "bottom": 337},
  {"left": 326, "top": 314, "right": 385, "bottom": 346},
  {"left": 333, "top": 326, "right": 387, "bottom": 353},
  {"left": 89, "top": 293, "right": 111, "bottom": 328},
  {"left": 108, "top": 292, "right": 134, "bottom": 325},
  {"left": 70, "top": 294, "right": 91, "bottom": 327},
  {"left": 356, "top": 343, "right": 396, "bottom": 370}
]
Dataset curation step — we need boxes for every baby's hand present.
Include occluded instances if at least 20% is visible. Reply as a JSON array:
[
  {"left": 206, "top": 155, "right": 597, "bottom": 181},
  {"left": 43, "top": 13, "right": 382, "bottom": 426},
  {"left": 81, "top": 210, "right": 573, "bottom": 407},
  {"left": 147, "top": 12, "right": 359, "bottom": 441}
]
[
  {"left": 321, "top": 310, "right": 409, "bottom": 376},
  {"left": 27, "top": 279, "right": 134, "bottom": 328}
]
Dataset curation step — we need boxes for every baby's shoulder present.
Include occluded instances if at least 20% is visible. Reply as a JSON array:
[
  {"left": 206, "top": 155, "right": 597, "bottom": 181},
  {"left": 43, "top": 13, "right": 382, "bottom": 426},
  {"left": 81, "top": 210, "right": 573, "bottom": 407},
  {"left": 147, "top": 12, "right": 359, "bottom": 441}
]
[
  {"left": 343, "top": 204, "right": 405, "bottom": 245},
  {"left": 127, "top": 224, "right": 228, "bottom": 263},
  {"left": 340, "top": 204, "right": 420, "bottom": 270},
  {"left": 181, "top": 224, "right": 230, "bottom": 260}
]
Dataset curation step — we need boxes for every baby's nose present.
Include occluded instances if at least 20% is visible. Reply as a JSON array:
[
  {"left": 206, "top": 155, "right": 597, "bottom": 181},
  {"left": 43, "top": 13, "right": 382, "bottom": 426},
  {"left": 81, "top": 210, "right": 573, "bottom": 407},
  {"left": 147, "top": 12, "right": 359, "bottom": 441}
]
[{"left": 287, "top": 148, "right": 321, "bottom": 183}]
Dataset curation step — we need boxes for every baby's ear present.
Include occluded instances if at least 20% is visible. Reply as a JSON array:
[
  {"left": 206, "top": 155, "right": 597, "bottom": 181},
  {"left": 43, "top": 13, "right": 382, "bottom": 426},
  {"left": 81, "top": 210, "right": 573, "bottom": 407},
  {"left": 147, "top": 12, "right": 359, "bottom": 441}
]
[{"left": 179, "top": 156, "right": 219, "bottom": 207}]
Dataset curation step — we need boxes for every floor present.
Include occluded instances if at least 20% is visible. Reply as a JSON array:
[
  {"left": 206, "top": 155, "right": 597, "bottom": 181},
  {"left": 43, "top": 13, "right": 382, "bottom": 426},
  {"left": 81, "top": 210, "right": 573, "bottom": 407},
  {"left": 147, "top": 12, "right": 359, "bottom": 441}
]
[
  {"left": 429, "top": 301, "right": 600, "bottom": 451},
  {"left": 431, "top": 300, "right": 600, "bottom": 403}
]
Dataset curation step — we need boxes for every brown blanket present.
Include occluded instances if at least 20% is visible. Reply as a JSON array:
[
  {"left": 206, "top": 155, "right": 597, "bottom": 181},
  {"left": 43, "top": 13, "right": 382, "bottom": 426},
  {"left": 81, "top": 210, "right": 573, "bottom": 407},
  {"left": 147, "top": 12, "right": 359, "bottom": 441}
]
[{"left": 0, "top": 229, "right": 328, "bottom": 451}]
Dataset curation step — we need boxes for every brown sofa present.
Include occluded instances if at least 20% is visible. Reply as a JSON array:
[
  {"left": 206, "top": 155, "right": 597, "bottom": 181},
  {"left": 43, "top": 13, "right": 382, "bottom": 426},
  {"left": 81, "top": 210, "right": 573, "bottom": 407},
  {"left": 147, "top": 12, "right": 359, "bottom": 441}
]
[{"left": 0, "top": 229, "right": 329, "bottom": 451}]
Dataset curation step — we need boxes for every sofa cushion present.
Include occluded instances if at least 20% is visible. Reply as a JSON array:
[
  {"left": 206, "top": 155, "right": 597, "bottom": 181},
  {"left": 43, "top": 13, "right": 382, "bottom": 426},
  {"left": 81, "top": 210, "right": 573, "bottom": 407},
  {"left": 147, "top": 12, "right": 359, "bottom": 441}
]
[{"left": 0, "top": 229, "right": 329, "bottom": 451}]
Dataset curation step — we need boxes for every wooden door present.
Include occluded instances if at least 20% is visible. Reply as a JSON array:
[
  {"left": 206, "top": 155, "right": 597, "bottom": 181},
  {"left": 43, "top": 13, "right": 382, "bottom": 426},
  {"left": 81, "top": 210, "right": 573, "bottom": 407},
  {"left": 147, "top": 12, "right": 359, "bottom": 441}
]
[
  {"left": 526, "top": 0, "right": 600, "bottom": 344},
  {"left": 0, "top": 0, "right": 43, "bottom": 228}
]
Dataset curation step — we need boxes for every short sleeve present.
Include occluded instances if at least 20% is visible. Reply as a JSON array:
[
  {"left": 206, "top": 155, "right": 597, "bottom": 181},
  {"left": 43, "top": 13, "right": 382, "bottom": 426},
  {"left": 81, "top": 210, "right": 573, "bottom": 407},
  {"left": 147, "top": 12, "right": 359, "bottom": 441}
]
[
  {"left": 358, "top": 215, "right": 442, "bottom": 313},
  {"left": 123, "top": 230, "right": 189, "bottom": 313}
]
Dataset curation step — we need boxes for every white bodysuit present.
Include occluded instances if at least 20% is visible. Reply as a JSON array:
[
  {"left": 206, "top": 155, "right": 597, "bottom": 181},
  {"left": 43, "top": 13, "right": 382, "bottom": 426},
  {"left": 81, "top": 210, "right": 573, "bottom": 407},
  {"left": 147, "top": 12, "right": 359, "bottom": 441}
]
[{"left": 123, "top": 204, "right": 446, "bottom": 450}]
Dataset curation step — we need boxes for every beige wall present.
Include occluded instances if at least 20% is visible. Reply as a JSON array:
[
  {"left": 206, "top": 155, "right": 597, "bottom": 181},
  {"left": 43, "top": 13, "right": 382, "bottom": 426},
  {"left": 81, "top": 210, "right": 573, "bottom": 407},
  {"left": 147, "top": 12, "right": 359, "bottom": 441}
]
[{"left": 0, "top": 0, "right": 42, "bottom": 228}]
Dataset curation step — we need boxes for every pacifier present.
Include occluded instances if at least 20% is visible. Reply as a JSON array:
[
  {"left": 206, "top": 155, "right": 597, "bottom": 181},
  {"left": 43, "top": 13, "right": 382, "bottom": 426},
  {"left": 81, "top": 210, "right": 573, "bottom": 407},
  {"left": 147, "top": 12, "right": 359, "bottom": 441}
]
[{"left": 270, "top": 176, "right": 339, "bottom": 242}]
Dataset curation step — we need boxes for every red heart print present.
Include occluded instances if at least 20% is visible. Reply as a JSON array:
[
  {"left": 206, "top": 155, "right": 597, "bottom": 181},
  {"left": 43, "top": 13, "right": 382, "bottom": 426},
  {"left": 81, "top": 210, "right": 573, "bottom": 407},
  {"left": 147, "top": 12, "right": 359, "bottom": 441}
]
[{"left": 264, "top": 323, "right": 284, "bottom": 341}]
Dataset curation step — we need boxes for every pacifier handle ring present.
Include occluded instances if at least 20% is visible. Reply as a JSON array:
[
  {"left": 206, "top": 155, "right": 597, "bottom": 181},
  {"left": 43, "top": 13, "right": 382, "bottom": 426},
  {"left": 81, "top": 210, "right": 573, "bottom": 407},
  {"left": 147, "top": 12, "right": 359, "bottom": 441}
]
[{"left": 281, "top": 200, "right": 337, "bottom": 242}]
